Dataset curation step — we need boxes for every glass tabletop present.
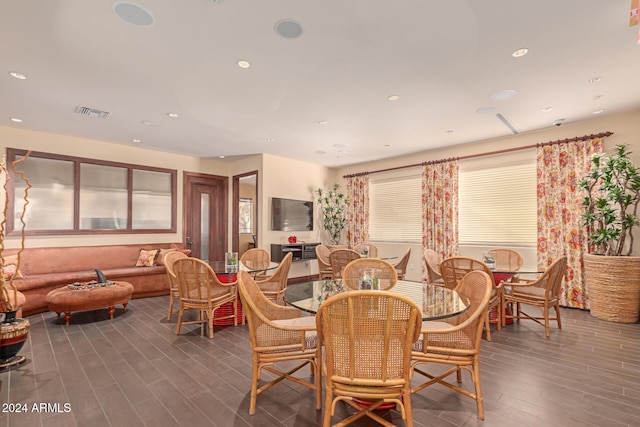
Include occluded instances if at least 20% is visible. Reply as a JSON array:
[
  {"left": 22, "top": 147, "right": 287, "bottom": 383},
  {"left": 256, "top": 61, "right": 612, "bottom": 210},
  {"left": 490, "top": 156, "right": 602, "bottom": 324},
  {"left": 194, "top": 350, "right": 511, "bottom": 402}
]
[
  {"left": 285, "top": 279, "right": 469, "bottom": 321},
  {"left": 207, "top": 260, "right": 278, "bottom": 274}
]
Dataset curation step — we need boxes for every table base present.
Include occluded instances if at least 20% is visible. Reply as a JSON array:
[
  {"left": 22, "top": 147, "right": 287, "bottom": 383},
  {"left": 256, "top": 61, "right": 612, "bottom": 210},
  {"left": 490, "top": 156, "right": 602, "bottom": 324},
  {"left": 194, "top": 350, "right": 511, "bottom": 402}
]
[
  {"left": 489, "top": 306, "right": 513, "bottom": 325},
  {"left": 212, "top": 301, "right": 243, "bottom": 326}
]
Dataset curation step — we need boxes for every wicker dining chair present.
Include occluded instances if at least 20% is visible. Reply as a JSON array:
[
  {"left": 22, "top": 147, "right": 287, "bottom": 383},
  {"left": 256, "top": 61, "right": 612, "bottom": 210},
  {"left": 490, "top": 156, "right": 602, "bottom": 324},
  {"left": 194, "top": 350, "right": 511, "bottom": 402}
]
[
  {"left": 501, "top": 256, "right": 567, "bottom": 337},
  {"left": 164, "top": 250, "right": 188, "bottom": 321},
  {"left": 488, "top": 248, "right": 523, "bottom": 282},
  {"left": 316, "top": 244, "right": 333, "bottom": 280},
  {"left": 329, "top": 248, "right": 361, "bottom": 279},
  {"left": 341, "top": 258, "right": 399, "bottom": 290},
  {"left": 254, "top": 252, "right": 292, "bottom": 304},
  {"left": 238, "top": 271, "right": 322, "bottom": 415},
  {"left": 353, "top": 242, "right": 379, "bottom": 258},
  {"left": 440, "top": 256, "right": 501, "bottom": 341},
  {"left": 393, "top": 248, "right": 412, "bottom": 280},
  {"left": 411, "top": 270, "right": 492, "bottom": 420},
  {"left": 173, "top": 257, "right": 238, "bottom": 339},
  {"left": 423, "top": 249, "right": 445, "bottom": 286},
  {"left": 317, "top": 291, "right": 422, "bottom": 427},
  {"left": 240, "top": 247, "right": 271, "bottom": 279}
]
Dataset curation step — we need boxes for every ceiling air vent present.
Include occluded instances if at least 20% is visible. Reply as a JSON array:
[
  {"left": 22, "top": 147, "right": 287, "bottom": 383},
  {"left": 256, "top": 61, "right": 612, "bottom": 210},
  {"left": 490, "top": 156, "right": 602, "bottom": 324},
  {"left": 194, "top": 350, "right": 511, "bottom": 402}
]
[{"left": 75, "top": 106, "right": 111, "bottom": 119}]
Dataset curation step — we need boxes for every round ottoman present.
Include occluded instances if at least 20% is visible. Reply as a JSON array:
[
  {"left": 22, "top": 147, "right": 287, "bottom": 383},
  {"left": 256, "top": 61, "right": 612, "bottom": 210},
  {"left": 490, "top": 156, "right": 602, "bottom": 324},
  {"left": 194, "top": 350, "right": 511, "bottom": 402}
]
[{"left": 46, "top": 281, "right": 134, "bottom": 325}]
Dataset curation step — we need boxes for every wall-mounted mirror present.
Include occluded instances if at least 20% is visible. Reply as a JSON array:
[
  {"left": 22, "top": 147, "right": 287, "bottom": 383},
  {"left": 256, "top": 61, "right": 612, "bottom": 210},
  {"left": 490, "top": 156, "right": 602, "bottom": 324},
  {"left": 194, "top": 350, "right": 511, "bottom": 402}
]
[{"left": 232, "top": 171, "right": 258, "bottom": 258}]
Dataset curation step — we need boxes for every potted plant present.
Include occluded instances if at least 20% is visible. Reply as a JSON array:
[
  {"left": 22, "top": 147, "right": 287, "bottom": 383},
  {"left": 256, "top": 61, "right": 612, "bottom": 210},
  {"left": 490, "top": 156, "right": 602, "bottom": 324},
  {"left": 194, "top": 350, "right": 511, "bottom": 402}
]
[
  {"left": 579, "top": 144, "right": 640, "bottom": 323},
  {"left": 0, "top": 152, "right": 31, "bottom": 370},
  {"left": 316, "top": 184, "right": 349, "bottom": 246}
]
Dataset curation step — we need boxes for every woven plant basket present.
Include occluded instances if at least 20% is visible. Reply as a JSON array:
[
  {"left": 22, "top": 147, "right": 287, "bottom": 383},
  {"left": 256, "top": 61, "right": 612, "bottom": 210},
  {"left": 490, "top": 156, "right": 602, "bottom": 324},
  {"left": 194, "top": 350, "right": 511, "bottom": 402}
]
[{"left": 584, "top": 254, "right": 640, "bottom": 323}]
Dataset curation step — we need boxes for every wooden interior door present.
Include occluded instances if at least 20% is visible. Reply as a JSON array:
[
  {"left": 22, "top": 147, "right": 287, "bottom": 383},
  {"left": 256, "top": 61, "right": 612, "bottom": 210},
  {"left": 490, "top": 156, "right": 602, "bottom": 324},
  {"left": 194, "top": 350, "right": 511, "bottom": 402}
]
[{"left": 183, "top": 172, "right": 228, "bottom": 262}]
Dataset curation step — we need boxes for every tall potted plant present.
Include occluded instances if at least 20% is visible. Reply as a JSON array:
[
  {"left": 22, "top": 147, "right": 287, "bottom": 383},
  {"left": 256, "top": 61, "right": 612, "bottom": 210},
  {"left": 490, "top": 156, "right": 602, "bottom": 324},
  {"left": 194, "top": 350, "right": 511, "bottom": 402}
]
[
  {"left": 578, "top": 144, "right": 640, "bottom": 323},
  {"left": 316, "top": 184, "right": 349, "bottom": 246}
]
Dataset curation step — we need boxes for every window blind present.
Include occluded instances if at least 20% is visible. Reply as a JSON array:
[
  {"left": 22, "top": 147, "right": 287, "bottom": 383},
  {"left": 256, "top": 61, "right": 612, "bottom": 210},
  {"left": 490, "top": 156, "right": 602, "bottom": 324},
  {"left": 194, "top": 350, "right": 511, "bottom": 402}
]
[
  {"left": 369, "top": 169, "right": 422, "bottom": 243},
  {"left": 459, "top": 151, "right": 536, "bottom": 245}
]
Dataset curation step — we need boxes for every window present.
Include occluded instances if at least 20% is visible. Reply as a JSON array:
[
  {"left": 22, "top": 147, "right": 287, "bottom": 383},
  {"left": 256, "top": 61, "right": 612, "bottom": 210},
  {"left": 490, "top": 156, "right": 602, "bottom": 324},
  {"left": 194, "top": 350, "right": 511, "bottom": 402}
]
[
  {"left": 368, "top": 167, "right": 422, "bottom": 243},
  {"left": 458, "top": 150, "right": 536, "bottom": 245},
  {"left": 239, "top": 198, "right": 253, "bottom": 234},
  {"left": 8, "top": 148, "right": 176, "bottom": 235}
]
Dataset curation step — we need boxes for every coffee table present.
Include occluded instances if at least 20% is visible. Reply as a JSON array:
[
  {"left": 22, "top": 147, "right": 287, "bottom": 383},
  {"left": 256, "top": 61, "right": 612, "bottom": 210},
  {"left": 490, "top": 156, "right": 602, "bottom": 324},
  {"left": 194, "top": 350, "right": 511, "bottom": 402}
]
[{"left": 46, "top": 281, "right": 134, "bottom": 325}]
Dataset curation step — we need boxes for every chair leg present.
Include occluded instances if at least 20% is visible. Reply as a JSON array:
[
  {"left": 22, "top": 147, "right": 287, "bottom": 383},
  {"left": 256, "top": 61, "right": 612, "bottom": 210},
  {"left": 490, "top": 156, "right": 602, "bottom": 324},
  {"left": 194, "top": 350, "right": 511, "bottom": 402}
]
[
  {"left": 484, "top": 314, "right": 492, "bottom": 341},
  {"left": 249, "top": 355, "right": 259, "bottom": 415},
  {"left": 472, "top": 356, "right": 485, "bottom": 420},
  {"left": 208, "top": 310, "right": 214, "bottom": 339},
  {"left": 167, "top": 294, "right": 175, "bottom": 321},
  {"left": 495, "top": 301, "right": 502, "bottom": 332},
  {"left": 323, "top": 388, "right": 333, "bottom": 427},
  {"left": 555, "top": 301, "right": 562, "bottom": 330},
  {"left": 175, "top": 304, "right": 184, "bottom": 335}
]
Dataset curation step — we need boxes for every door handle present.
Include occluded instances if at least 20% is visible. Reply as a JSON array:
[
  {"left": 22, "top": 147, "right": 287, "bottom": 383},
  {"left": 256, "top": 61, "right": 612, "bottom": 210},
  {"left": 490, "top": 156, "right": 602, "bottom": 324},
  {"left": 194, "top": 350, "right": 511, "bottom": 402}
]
[{"left": 186, "top": 237, "right": 193, "bottom": 247}]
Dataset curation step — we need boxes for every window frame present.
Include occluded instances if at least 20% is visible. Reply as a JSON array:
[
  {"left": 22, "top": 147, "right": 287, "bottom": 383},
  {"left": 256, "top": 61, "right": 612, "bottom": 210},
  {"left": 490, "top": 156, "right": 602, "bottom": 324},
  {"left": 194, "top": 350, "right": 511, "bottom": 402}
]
[{"left": 7, "top": 148, "right": 177, "bottom": 236}]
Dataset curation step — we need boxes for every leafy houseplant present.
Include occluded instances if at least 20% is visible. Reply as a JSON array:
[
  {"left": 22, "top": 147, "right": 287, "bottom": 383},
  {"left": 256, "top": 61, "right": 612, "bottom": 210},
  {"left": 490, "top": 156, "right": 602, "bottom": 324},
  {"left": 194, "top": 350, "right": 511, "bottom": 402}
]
[
  {"left": 316, "top": 184, "right": 349, "bottom": 245},
  {"left": 578, "top": 144, "right": 640, "bottom": 323},
  {"left": 579, "top": 144, "right": 640, "bottom": 256}
]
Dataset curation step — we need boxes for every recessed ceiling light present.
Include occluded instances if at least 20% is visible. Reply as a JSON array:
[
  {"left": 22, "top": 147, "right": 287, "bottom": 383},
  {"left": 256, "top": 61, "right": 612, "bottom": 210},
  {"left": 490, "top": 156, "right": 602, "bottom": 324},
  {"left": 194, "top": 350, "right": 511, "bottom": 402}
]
[
  {"left": 315, "top": 150, "right": 326, "bottom": 155},
  {"left": 490, "top": 89, "right": 517, "bottom": 101},
  {"left": 167, "top": 112, "right": 179, "bottom": 118},
  {"left": 132, "top": 139, "right": 141, "bottom": 143},
  {"left": 542, "top": 107, "right": 553, "bottom": 112},
  {"left": 593, "top": 109, "right": 604, "bottom": 114},
  {"left": 388, "top": 95, "right": 400, "bottom": 101},
  {"left": 384, "top": 144, "right": 391, "bottom": 147},
  {"left": 140, "top": 120, "right": 159, "bottom": 127},
  {"left": 318, "top": 120, "right": 328, "bottom": 125},
  {"left": 588, "top": 76, "right": 602, "bottom": 83},
  {"left": 219, "top": 155, "right": 225, "bottom": 159},
  {"left": 593, "top": 95, "right": 604, "bottom": 100},
  {"left": 333, "top": 143, "right": 347, "bottom": 149},
  {"left": 9, "top": 71, "right": 26, "bottom": 80},
  {"left": 511, "top": 48, "right": 529, "bottom": 57},
  {"left": 237, "top": 60, "right": 251, "bottom": 69},
  {"left": 267, "top": 138, "right": 274, "bottom": 143},
  {"left": 445, "top": 130, "right": 454, "bottom": 133},
  {"left": 10, "top": 117, "right": 23, "bottom": 123}
]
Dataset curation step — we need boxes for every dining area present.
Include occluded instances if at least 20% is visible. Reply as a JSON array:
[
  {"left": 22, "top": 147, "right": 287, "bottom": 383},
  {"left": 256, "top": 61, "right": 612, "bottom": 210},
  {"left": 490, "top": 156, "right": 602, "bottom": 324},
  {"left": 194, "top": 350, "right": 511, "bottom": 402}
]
[{"left": 234, "top": 250, "right": 497, "bottom": 427}]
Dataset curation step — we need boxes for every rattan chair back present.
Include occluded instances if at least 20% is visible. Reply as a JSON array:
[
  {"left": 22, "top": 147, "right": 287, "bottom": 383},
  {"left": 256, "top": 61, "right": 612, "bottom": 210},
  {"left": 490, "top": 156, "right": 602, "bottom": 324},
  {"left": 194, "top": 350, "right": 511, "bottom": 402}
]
[
  {"left": 254, "top": 252, "right": 292, "bottom": 304},
  {"left": 317, "top": 290, "right": 422, "bottom": 426},
  {"left": 329, "top": 248, "right": 360, "bottom": 279},
  {"left": 488, "top": 248, "right": 523, "bottom": 272},
  {"left": 240, "top": 247, "right": 270, "bottom": 266},
  {"left": 173, "top": 257, "right": 238, "bottom": 338},
  {"left": 341, "top": 257, "right": 399, "bottom": 290},
  {"left": 393, "top": 248, "right": 412, "bottom": 280},
  {"left": 353, "top": 242, "right": 379, "bottom": 258},
  {"left": 238, "top": 271, "right": 321, "bottom": 415},
  {"left": 424, "top": 249, "right": 444, "bottom": 286},
  {"left": 164, "top": 251, "right": 188, "bottom": 321},
  {"left": 315, "top": 244, "right": 333, "bottom": 279}
]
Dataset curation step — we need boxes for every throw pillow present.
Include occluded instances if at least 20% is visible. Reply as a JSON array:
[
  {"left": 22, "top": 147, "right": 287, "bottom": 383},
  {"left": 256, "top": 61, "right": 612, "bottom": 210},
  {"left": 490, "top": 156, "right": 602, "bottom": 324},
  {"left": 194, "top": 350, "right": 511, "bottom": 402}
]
[
  {"left": 136, "top": 249, "right": 159, "bottom": 267},
  {"left": 2, "top": 255, "right": 24, "bottom": 279},
  {"left": 156, "top": 248, "right": 177, "bottom": 265},
  {"left": 2, "top": 264, "right": 22, "bottom": 280}
]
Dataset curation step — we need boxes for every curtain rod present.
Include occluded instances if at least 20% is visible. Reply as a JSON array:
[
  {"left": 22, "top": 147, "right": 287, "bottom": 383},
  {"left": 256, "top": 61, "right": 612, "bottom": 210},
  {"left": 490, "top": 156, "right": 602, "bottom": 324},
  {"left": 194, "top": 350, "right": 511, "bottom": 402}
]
[{"left": 343, "top": 131, "right": 613, "bottom": 178}]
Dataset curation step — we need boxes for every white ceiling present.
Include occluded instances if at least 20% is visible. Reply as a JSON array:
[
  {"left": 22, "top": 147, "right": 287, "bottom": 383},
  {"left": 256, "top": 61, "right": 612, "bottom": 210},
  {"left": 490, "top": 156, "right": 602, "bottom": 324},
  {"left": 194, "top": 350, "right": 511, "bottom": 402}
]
[{"left": 2, "top": 1, "right": 639, "bottom": 168}]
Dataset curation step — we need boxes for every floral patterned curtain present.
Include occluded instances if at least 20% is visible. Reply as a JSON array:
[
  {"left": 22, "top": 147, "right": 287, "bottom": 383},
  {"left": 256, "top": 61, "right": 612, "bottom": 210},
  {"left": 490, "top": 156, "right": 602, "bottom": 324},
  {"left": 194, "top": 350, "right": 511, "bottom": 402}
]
[
  {"left": 422, "top": 160, "right": 459, "bottom": 281},
  {"left": 346, "top": 174, "right": 369, "bottom": 248},
  {"left": 536, "top": 138, "right": 603, "bottom": 309}
]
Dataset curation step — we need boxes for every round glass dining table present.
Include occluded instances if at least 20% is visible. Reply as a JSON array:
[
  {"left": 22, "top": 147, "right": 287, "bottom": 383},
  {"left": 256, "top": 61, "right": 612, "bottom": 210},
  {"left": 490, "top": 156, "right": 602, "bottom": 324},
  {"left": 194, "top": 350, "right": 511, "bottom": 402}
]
[{"left": 285, "top": 279, "right": 469, "bottom": 321}]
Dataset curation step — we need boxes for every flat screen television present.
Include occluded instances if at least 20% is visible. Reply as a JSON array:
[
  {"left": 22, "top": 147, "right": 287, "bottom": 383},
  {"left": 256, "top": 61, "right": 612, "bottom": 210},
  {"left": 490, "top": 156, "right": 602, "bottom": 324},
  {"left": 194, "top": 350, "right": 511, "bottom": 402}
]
[{"left": 271, "top": 197, "right": 314, "bottom": 231}]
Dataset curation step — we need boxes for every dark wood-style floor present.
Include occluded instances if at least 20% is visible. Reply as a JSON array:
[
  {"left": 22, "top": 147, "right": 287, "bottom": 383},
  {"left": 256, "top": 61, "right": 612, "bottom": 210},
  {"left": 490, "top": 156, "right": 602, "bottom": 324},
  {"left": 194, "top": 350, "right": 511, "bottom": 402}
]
[{"left": 1, "top": 282, "right": 639, "bottom": 427}]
